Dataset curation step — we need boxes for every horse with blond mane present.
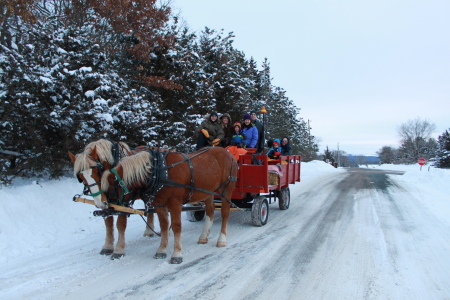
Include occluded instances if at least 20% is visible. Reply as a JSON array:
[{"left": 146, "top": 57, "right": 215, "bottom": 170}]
[
  {"left": 101, "top": 146, "right": 237, "bottom": 264},
  {"left": 68, "top": 139, "right": 155, "bottom": 259}
]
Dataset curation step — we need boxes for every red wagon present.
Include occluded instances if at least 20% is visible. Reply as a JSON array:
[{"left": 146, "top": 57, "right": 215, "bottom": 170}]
[{"left": 186, "top": 152, "right": 301, "bottom": 226}]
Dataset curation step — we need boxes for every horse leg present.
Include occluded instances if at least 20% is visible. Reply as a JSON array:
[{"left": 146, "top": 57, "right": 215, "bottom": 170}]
[
  {"left": 168, "top": 200, "right": 183, "bottom": 264},
  {"left": 198, "top": 196, "right": 215, "bottom": 244},
  {"left": 154, "top": 206, "right": 169, "bottom": 259},
  {"left": 100, "top": 216, "right": 114, "bottom": 255},
  {"left": 217, "top": 197, "right": 231, "bottom": 247},
  {"left": 111, "top": 214, "right": 127, "bottom": 259},
  {"left": 143, "top": 213, "right": 155, "bottom": 237}
]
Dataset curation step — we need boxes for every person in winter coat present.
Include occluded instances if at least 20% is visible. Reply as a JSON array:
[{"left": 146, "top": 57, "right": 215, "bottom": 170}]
[
  {"left": 229, "top": 121, "right": 246, "bottom": 147},
  {"left": 220, "top": 113, "right": 234, "bottom": 147},
  {"left": 226, "top": 122, "right": 248, "bottom": 161},
  {"left": 195, "top": 112, "right": 224, "bottom": 150},
  {"left": 267, "top": 139, "right": 283, "bottom": 159},
  {"left": 280, "top": 137, "right": 293, "bottom": 156},
  {"left": 242, "top": 114, "right": 258, "bottom": 148},
  {"left": 250, "top": 110, "right": 265, "bottom": 153}
]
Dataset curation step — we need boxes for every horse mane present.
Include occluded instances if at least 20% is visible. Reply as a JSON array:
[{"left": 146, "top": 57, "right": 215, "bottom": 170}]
[
  {"left": 104, "top": 151, "right": 153, "bottom": 188},
  {"left": 73, "top": 139, "right": 115, "bottom": 176},
  {"left": 118, "top": 141, "right": 131, "bottom": 156}
]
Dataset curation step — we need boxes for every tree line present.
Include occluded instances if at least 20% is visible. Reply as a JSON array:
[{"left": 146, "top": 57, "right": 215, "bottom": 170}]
[
  {"left": 376, "top": 118, "right": 449, "bottom": 168},
  {"left": 0, "top": 0, "right": 318, "bottom": 184},
  {"left": 321, "top": 118, "right": 449, "bottom": 168}
]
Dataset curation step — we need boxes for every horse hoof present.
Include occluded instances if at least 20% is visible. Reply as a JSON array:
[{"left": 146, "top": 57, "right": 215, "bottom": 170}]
[
  {"left": 198, "top": 238, "right": 208, "bottom": 244},
  {"left": 111, "top": 253, "right": 124, "bottom": 260},
  {"left": 100, "top": 249, "right": 113, "bottom": 255},
  {"left": 170, "top": 257, "right": 183, "bottom": 264},
  {"left": 217, "top": 241, "right": 227, "bottom": 247},
  {"left": 154, "top": 253, "right": 167, "bottom": 259}
]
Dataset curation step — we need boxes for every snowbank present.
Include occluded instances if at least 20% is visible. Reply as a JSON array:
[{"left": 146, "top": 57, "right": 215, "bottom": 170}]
[{"left": 0, "top": 161, "right": 448, "bottom": 267}]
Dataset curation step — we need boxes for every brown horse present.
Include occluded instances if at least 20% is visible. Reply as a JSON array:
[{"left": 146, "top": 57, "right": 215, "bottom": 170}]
[
  {"left": 101, "top": 146, "right": 238, "bottom": 264},
  {"left": 68, "top": 139, "right": 155, "bottom": 259}
]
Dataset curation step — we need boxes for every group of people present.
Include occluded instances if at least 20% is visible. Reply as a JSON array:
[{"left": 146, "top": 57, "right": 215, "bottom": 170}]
[
  {"left": 195, "top": 111, "right": 292, "bottom": 160},
  {"left": 266, "top": 137, "right": 292, "bottom": 159}
]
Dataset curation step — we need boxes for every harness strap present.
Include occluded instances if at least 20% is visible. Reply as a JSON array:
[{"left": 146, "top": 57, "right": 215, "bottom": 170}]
[
  {"left": 162, "top": 147, "right": 211, "bottom": 171},
  {"left": 111, "top": 142, "right": 121, "bottom": 167},
  {"left": 181, "top": 153, "right": 195, "bottom": 204},
  {"left": 110, "top": 168, "right": 130, "bottom": 205},
  {"left": 142, "top": 147, "right": 239, "bottom": 211},
  {"left": 143, "top": 150, "right": 169, "bottom": 206}
]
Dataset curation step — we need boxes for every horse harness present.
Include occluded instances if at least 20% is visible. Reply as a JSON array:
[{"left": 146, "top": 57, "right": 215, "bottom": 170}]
[{"left": 108, "top": 147, "right": 238, "bottom": 211}]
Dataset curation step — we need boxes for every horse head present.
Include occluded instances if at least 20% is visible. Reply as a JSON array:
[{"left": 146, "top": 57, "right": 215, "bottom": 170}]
[
  {"left": 69, "top": 144, "right": 109, "bottom": 209},
  {"left": 101, "top": 161, "right": 126, "bottom": 204}
]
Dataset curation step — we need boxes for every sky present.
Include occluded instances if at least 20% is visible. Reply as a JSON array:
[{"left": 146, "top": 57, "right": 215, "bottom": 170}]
[
  {"left": 172, "top": 0, "right": 450, "bottom": 156},
  {"left": 1, "top": 162, "right": 449, "bottom": 298}
]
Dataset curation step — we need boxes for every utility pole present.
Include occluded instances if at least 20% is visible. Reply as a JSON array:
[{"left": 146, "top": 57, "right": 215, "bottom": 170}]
[{"left": 337, "top": 142, "right": 340, "bottom": 167}]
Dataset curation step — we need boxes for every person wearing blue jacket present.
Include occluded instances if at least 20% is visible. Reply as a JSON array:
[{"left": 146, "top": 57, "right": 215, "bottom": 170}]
[
  {"left": 229, "top": 121, "right": 246, "bottom": 147},
  {"left": 267, "top": 139, "right": 283, "bottom": 159},
  {"left": 242, "top": 114, "right": 258, "bottom": 148}
]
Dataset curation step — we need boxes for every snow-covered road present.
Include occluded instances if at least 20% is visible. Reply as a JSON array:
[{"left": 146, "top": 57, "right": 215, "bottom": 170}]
[{"left": 1, "top": 163, "right": 449, "bottom": 299}]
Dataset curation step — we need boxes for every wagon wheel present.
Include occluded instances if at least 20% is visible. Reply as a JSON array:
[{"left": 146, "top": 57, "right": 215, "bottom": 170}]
[
  {"left": 278, "top": 186, "right": 290, "bottom": 210},
  {"left": 251, "top": 196, "right": 269, "bottom": 226},
  {"left": 187, "top": 210, "right": 205, "bottom": 222}
]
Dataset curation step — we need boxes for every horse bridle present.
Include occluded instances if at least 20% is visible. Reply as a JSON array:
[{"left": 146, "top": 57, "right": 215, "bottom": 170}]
[
  {"left": 77, "top": 162, "right": 105, "bottom": 197},
  {"left": 104, "top": 168, "right": 131, "bottom": 205},
  {"left": 77, "top": 142, "right": 123, "bottom": 198}
]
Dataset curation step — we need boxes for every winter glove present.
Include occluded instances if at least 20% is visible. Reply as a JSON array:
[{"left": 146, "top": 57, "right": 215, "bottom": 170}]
[
  {"left": 212, "top": 138, "right": 221, "bottom": 146},
  {"left": 274, "top": 152, "right": 281, "bottom": 157},
  {"left": 201, "top": 129, "right": 209, "bottom": 138}
]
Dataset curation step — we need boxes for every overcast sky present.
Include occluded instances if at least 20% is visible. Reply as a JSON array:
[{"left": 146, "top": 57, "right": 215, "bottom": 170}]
[{"left": 173, "top": 0, "right": 450, "bottom": 156}]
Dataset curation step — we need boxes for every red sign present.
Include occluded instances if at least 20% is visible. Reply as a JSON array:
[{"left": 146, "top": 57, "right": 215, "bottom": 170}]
[{"left": 418, "top": 158, "right": 426, "bottom": 166}]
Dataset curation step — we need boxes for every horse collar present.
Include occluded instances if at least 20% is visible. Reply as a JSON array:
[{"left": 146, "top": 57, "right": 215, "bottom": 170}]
[{"left": 143, "top": 150, "right": 169, "bottom": 204}]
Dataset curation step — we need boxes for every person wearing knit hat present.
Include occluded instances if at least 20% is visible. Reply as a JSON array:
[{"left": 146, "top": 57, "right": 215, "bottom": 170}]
[
  {"left": 267, "top": 138, "right": 283, "bottom": 159},
  {"left": 195, "top": 112, "right": 224, "bottom": 150},
  {"left": 250, "top": 110, "right": 265, "bottom": 153},
  {"left": 242, "top": 114, "right": 258, "bottom": 148},
  {"left": 229, "top": 121, "right": 246, "bottom": 147},
  {"left": 226, "top": 121, "right": 248, "bottom": 160}
]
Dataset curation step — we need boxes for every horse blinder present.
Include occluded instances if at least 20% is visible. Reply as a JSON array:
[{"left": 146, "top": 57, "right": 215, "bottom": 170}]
[{"left": 106, "top": 183, "right": 119, "bottom": 200}]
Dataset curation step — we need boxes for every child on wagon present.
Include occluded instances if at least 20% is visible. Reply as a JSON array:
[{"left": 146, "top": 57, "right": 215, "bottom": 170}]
[
  {"left": 266, "top": 139, "right": 283, "bottom": 159},
  {"left": 226, "top": 121, "right": 248, "bottom": 161}
]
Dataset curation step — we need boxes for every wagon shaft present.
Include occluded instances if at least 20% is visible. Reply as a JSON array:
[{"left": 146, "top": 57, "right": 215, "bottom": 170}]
[{"left": 73, "top": 196, "right": 145, "bottom": 215}]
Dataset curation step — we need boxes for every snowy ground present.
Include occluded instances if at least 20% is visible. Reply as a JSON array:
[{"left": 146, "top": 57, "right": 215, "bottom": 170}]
[{"left": 0, "top": 161, "right": 449, "bottom": 299}]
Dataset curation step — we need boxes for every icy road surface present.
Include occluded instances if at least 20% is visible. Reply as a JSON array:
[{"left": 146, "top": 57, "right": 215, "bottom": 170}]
[{"left": 1, "top": 166, "right": 449, "bottom": 299}]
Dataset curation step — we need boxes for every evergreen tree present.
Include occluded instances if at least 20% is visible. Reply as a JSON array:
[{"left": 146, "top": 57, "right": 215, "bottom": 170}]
[
  {"left": 1, "top": 1, "right": 316, "bottom": 183},
  {"left": 435, "top": 129, "right": 450, "bottom": 168},
  {"left": 376, "top": 146, "right": 398, "bottom": 164},
  {"left": 323, "top": 146, "right": 334, "bottom": 164}
]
